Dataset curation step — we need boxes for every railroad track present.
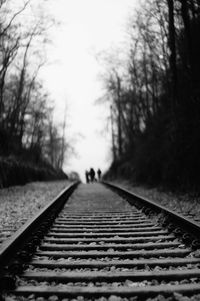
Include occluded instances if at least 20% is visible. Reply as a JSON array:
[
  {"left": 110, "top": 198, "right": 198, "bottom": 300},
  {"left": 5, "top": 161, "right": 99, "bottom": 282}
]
[{"left": 1, "top": 182, "right": 200, "bottom": 301}]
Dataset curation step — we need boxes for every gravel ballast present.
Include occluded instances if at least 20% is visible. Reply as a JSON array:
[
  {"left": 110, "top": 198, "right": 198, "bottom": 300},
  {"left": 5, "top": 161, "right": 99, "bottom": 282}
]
[
  {"left": 0, "top": 180, "right": 70, "bottom": 245},
  {"left": 112, "top": 180, "right": 200, "bottom": 226}
]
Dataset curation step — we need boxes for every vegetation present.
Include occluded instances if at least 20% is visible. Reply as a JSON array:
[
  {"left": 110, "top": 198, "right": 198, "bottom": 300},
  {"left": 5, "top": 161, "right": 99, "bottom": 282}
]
[
  {"left": 102, "top": 0, "right": 200, "bottom": 190},
  {"left": 0, "top": 0, "right": 69, "bottom": 185}
]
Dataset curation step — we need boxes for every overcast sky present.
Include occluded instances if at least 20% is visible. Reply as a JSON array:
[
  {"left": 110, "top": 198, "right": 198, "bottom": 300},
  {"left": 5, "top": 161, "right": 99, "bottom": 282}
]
[{"left": 39, "top": 0, "right": 138, "bottom": 180}]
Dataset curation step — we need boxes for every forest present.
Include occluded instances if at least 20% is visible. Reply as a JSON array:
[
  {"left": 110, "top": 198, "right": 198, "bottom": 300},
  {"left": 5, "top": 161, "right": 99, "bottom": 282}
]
[
  {"left": 0, "top": 0, "right": 68, "bottom": 186},
  {"left": 103, "top": 0, "right": 200, "bottom": 190}
]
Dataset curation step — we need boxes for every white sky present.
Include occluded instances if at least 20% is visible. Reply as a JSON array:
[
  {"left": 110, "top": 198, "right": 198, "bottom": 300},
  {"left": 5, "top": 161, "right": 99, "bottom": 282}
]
[{"left": 40, "top": 0, "right": 138, "bottom": 180}]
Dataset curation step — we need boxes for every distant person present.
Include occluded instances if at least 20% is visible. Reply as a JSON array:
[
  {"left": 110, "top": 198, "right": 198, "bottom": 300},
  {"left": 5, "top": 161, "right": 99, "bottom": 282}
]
[
  {"left": 85, "top": 170, "right": 90, "bottom": 183},
  {"left": 90, "top": 168, "right": 95, "bottom": 182},
  {"left": 97, "top": 168, "right": 102, "bottom": 181}
]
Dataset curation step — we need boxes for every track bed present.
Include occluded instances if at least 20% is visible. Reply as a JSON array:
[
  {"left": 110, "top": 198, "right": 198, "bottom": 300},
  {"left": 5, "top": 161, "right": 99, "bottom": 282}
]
[{"left": 2, "top": 183, "right": 200, "bottom": 301}]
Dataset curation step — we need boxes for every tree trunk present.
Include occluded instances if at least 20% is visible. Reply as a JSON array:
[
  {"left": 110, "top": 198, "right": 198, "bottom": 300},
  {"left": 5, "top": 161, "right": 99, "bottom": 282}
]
[
  {"left": 110, "top": 105, "right": 117, "bottom": 162},
  {"left": 180, "top": 0, "right": 193, "bottom": 71},
  {"left": 116, "top": 76, "right": 122, "bottom": 158},
  {"left": 167, "top": 0, "right": 178, "bottom": 109}
]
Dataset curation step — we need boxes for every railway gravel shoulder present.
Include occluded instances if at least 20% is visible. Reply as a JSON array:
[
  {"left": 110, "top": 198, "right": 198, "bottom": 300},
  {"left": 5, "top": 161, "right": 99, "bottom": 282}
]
[
  {"left": 0, "top": 181, "right": 70, "bottom": 246},
  {"left": 112, "top": 180, "right": 200, "bottom": 226}
]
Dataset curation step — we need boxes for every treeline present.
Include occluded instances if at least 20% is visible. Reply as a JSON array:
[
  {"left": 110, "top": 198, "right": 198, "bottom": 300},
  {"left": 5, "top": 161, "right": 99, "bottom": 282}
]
[
  {"left": 103, "top": 0, "right": 200, "bottom": 190},
  {"left": 0, "top": 0, "right": 68, "bottom": 181}
]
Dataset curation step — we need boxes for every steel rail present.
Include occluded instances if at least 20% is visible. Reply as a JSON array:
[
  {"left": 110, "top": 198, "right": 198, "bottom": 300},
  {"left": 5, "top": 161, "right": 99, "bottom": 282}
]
[
  {"left": 103, "top": 181, "right": 200, "bottom": 240},
  {"left": 0, "top": 181, "right": 79, "bottom": 273}
]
